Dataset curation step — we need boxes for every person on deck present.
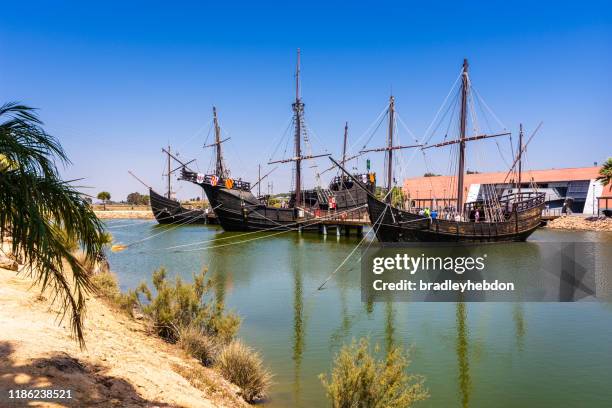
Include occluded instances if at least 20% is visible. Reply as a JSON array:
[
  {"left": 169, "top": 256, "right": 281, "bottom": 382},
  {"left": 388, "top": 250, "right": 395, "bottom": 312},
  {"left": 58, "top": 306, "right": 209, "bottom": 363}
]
[{"left": 431, "top": 209, "right": 438, "bottom": 220}]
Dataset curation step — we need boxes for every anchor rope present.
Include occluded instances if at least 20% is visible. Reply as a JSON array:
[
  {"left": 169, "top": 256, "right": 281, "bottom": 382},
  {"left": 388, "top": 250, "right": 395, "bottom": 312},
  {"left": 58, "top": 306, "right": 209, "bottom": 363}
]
[
  {"left": 122, "top": 204, "right": 368, "bottom": 253},
  {"left": 167, "top": 206, "right": 369, "bottom": 253},
  {"left": 315, "top": 203, "right": 389, "bottom": 291}
]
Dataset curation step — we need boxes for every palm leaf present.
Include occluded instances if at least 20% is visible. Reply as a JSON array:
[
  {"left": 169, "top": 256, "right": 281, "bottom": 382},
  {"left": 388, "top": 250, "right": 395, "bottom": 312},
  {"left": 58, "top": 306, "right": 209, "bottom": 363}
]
[{"left": 0, "top": 102, "right": 106, "bottom": 347}]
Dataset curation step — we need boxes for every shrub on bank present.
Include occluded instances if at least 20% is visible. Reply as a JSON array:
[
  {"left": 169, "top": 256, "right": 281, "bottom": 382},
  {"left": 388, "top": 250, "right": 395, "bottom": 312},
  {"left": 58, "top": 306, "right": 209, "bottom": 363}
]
[
  {"left": 92, "top": 266, "right": 270, "bottom": 405},
  {"left": 216, "top": 341, "right": 272, "bottom": 403},
  {"left": 90, "top": 270, "right": 139, "bottom": 314},
  {"left": 178, "top": 325, "right": 220, "bottom": 367},
  {"left": 136, "top": 267, "right": 240, "bottom": 342},
  {"left": 320, "top": 338, "right": 429, "bottom": 408}
]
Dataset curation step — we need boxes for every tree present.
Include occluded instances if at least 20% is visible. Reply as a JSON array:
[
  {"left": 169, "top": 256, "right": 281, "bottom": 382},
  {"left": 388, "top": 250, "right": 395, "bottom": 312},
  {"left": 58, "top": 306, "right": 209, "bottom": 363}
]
[
  {"left": 126, "top": 192, "right": 149, "bottom": 206},
  {"left": 423, "top": 172, "right": 440, "bottom": 177},
  {"left": 97, "top": 191, "right": 111, "bottom": 210},
  {"left": 126, "top": 192, "right": 142, "bottom": 206},
  {"left": 596, "top": 158, "right": 612, "bottom": 192},
  {"left": 0, "top": 102, "right": 107, "bottom": 346}
]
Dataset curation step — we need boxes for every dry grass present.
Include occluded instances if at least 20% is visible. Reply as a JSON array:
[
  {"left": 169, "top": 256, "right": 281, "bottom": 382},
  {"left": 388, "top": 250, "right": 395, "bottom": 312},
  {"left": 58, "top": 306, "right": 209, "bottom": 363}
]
[
  {"left": 178, "top": 325, "right": 221, "bottom": 367},
  {"left": 90, "top": 270, "right": 139, "bottom": 315},
  {"left": 216, "top": 341, "right": 273, "bottom": 403},
  {"left": 173, "top": 362, "right": 248, "bottom": 408}
]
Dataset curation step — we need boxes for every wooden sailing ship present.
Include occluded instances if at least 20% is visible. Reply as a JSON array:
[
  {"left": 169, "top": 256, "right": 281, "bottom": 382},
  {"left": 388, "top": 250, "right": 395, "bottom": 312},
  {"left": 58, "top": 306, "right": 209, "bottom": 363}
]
[
  {"left": 144, "top": 147, "right": 215, "bottom": 225},
  {"left": 180, "top": 50, "right": 375, "bottom": 232},
  {"left": 332, "top": 59, "right": 545, "bottom": 243}
]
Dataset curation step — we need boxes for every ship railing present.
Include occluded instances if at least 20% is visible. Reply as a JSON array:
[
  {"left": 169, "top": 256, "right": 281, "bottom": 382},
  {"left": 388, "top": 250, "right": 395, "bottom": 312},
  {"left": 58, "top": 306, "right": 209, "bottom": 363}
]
[
  {"left": 312, "top": 207, "right": 369, "bottom": 222},
  {"left": 331, "top": 173, "right": 375, "bottom": 185},
  {"left": 180, "top": 169, "right": 251, "bottom": 192}
]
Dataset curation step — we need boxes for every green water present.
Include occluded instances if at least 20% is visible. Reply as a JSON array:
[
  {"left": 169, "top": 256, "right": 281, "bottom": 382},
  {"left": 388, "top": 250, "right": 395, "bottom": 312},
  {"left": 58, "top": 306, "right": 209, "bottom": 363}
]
[{"left": 106, "top": 220, "right": 612, "bottom": 407}]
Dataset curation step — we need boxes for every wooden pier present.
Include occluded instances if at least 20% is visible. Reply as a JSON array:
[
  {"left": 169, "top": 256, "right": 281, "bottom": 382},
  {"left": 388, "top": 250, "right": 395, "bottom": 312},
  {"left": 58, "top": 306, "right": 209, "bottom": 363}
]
[{"left": 296, "top": 211, "right": 370, "bottom": 236}]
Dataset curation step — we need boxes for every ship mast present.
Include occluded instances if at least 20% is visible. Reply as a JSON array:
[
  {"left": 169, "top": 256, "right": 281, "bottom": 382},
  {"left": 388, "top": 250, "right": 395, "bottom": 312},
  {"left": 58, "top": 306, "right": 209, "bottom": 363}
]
[
  {"left": 203, "top": 106, "right": 230, "bottom": 178},
  {"left": 213, "top": 106, "right": 224, "bottom": 178},
  {"left": 267, "top": 50, "right": 331, "bottom": 203},
  {"left": 457, "top": 58, "right": 469, "bottom": 213},
  {"left": 518, "top": 123, "right": 523, "bottom": 197},
  {"left": 387, "top": 95, "right": 395, "bottom": 203},
  {"left": 293, "top": 48, "right": 304, "bottom": 207},
  {"left": 341, "top": 122, "right": 348, "bottom": 168},
  {"left": 359, "top": 96, "right": 422, "bottom": 203},
  {"left": 166, "top": 145, "right": 172, "bottom": 199}
]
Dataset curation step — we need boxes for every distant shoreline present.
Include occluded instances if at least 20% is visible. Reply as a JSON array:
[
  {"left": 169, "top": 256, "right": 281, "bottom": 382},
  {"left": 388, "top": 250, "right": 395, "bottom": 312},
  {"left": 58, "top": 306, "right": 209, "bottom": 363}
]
[{"left": 94, "top": 210, "right": 154, "bottom": 219}]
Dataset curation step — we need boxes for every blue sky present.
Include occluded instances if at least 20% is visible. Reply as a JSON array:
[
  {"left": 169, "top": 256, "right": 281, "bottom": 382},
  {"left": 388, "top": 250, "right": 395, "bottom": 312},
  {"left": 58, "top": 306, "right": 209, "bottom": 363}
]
[{"left": 1, "top": 1, "right": 610, "bottom": 200}]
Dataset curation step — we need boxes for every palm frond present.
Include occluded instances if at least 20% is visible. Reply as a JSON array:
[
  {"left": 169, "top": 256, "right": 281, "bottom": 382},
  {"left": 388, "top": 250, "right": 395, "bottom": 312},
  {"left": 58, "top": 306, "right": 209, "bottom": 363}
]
[{"left": 0, "top": 103, "right": 106, "bottom": 347}]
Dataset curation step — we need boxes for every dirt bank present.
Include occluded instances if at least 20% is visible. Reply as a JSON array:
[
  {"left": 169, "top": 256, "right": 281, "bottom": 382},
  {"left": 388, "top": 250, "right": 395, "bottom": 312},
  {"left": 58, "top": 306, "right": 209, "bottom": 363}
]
[
  {"left": 94, "top": 210, "right": 154, "bottom": 220},
  {"left": 0, "top": 267, "right": 247, "bottom": 408},
  {"left": 546, "top": 216, "right": 612, "bottom": 232}
]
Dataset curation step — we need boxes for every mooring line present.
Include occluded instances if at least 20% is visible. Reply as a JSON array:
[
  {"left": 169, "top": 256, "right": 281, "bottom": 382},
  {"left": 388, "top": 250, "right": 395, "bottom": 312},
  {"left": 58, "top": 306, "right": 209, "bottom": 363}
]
[
  {"left": 142, "top": 204, "right": 367, "bottom": 252},
  {"left": 315, "top": 205, "right": 388, "bottom": 291},
  {"left": 166, "top": 206, "right": 368, "bottom": 253}
]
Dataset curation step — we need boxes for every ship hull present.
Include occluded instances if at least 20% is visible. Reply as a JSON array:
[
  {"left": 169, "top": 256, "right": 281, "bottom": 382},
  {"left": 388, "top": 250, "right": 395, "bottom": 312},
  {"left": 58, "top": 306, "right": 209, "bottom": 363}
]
[
  {"left": 367, "top": 193, "right": 545, "bottom": 243},
  {"left": 202, "top": 184, "right": 319, "bottom": 231},
  {"left": 195, "top": 174, "right": 373, "bottom": 232},
  {"left": 149, "top": 188, "right": 215, "bottom": 225}
]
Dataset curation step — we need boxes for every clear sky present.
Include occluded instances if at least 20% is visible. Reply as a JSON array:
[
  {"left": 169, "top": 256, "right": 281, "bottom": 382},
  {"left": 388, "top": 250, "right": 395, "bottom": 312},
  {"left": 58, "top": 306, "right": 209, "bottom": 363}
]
[{"left": 1, "top": 1, "right": 610, "bottom": 201}]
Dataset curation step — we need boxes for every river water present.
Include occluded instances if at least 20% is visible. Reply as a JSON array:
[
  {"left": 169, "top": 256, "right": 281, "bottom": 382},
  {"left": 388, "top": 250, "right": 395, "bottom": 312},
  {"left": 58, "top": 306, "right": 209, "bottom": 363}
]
[{"left": 105, "top": 220, "right": 612, "bottom": 408}]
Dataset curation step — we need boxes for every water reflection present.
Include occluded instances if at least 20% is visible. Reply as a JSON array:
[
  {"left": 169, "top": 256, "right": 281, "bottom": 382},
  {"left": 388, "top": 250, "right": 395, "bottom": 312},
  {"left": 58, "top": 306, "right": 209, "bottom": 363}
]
[
  {"left": 329, "top": 283, "right": 353, "bottom": 348},
  {"left": 513, "top": 303, "right": 526, "bottom": 351},
  {"left": 292, "top": 246, "right": 305, "bottom": 405},
  {"left": 104, "top": 221, "right": 612, "bottom": 408},
  {"left": 384, "top": 302, "right": 396, "bottom": 354},
  {"left": 456, "top": 302, "right": 471, "bottom": 408}
]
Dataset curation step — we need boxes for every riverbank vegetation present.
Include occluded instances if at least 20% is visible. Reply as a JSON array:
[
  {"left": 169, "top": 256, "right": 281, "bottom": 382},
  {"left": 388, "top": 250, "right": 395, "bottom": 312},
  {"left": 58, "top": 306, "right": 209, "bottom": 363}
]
[
  {"left": 0, "top": 102, "right": 108, "bottom": 346},
  {"left": 320, "top": 337, "right": 429, "bottom": 408},
  {"left": 93, "top": 267, "right": 272, "bottom": 404}
]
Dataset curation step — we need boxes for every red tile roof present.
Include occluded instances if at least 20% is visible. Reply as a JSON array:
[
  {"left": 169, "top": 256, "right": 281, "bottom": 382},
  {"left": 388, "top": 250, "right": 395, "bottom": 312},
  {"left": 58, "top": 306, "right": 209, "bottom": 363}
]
[{"left": 403, "top": 166, "right": 603, "bottom": 199}]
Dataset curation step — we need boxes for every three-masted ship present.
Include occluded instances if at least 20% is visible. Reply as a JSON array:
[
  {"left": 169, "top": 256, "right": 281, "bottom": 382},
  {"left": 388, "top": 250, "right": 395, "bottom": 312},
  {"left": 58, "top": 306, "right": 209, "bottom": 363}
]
[
  {"left": 333, "top": 59, "right": 545, "bottom": 243},
  {"left": 181, "top": 50, "right": 375, "bottom": 232}
]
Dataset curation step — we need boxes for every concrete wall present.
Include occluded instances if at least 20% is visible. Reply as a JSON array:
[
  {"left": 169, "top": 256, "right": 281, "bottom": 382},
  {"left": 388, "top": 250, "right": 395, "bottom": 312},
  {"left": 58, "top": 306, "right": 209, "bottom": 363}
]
[{"left": 583, "top": 179, "right": 604, "bottom": 215}]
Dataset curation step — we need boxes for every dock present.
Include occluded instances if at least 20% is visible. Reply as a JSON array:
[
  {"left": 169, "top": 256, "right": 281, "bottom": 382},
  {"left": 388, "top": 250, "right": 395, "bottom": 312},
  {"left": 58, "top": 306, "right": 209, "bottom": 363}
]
[{"left": 297, "top": 210, "right": 370, "bottom": 236}]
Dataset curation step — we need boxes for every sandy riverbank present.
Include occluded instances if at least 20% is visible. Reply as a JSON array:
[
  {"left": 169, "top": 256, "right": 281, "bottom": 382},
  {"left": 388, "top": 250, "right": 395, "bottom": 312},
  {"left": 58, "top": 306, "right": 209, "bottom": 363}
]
[
  {"left": 0, "top": 266, "right": 247, "bottom": 408},
  {"left": 546, "top": 216, "right": 612, "bottom": 232},
  {"left": 94, "top": 210, "right": 154, "bottom": 219}
]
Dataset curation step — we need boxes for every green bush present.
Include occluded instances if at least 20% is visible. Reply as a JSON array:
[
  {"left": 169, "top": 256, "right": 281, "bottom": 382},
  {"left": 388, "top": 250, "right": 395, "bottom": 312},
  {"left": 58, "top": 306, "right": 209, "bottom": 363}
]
[
  {"left": 320, "top": 338, "right": 429, "bottom": 408},
  {"left": 178, "top": 325, "right": 220, "bottom": 367},
  {"left": 91, "top": 270, "right": 139, "bottom": 315},
  {"left": 216, "top": 341, "right": 272, "bottom": 403},
  {"left": 136, "top": 267, "right": 240, "bottom": 342}
]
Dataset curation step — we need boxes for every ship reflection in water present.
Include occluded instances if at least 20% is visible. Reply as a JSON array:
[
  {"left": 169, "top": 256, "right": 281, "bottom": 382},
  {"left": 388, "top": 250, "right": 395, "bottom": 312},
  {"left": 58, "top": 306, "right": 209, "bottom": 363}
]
[{"left": 106, "top": 222, "right": 612, "bottom": 408}]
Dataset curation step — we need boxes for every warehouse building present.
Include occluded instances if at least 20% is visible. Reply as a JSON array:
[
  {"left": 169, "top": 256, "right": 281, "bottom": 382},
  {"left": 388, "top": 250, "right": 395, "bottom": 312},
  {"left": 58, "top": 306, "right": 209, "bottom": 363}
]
[{"left": 402, "top": 166, "right": 607, "bottom": 215}]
